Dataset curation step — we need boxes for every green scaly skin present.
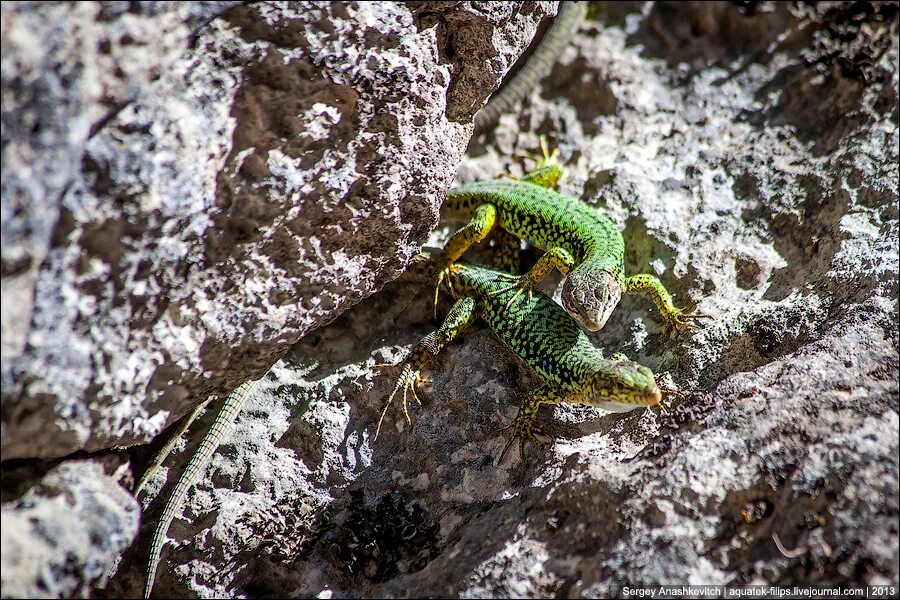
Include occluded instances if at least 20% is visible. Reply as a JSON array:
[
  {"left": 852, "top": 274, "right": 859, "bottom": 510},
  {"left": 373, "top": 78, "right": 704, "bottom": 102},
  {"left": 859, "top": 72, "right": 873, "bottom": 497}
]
[
  {"left": 377, "top": 261, "right": 663, "bottom": 459},
  {"left": 435, "top": 140, "right": 709, "bottom": 333}
]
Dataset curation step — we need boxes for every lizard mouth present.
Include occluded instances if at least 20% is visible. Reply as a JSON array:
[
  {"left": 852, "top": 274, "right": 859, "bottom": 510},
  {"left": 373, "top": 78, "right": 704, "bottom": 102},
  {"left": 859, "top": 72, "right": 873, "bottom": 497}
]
[
  {"left": 576, "top": 313, "right": 604, "bottom": 332},
  {"left": 592, "top": 384, "right": 662, "bottom": 411}
]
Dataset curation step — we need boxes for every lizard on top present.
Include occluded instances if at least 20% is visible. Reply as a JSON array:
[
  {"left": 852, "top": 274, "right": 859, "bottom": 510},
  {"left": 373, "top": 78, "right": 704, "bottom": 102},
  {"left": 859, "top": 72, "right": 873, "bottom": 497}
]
[{"left": 434, "top": 137, "right": 709, "bottom": 333}]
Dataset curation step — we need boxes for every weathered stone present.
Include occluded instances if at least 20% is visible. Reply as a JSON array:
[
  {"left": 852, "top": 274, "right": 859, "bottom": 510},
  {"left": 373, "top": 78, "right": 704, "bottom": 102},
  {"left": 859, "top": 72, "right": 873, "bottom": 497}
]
[
  {"left": 104, "top": 1, "right": 897, "bottom": 596},
  {"left": 0, "top": 1, "right": 555, "bottom": 460},
  {"left": 0, "top": 461, "right": 139, "bottom": 599}
]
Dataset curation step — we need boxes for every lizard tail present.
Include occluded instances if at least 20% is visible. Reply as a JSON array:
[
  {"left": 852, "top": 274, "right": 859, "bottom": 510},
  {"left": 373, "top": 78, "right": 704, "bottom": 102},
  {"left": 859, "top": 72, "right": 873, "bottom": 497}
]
[
  {"left": 144, "top": 380, "right": 256, "bottom": 599},
  {"left": 474, "top": 1, "right": 587, "bottom": 130},
  {"left": 134, "top": 399, "right": 211, "bottom": 496}
]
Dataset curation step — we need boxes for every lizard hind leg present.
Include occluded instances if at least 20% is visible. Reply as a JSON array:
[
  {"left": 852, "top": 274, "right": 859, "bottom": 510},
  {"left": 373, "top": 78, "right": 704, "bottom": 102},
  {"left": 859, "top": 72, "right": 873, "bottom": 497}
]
[
  {"left": 433, "top": 204, "right": 497, "bottom": 317},
  {"left": 374, "top": 295, "right": 478, "bottom": 440},
  {"left": 375, "top": 363, "right": 429, "bottom": 440},
  {"left": 520, "top": 134, "right": 564, "bottom": 189}
]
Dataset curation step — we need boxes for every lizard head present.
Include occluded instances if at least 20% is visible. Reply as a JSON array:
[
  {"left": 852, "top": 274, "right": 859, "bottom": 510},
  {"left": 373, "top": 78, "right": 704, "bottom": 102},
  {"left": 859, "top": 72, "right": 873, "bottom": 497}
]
[
  {"left": 561, "top": 270, "right": 622, "bottom": 332},
  {"left": 585, "top": 360, "right": 662, "bottom": 412}
]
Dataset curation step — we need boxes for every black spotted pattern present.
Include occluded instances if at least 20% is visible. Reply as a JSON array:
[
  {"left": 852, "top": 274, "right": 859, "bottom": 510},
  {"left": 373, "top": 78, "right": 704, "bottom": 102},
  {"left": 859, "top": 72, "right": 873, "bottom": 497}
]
[
  {"left": 449, "top": 263, "right": 604, "bottom": 391},
  {"left": 446, "top": 179, "right": 625, "bottom": 281}
]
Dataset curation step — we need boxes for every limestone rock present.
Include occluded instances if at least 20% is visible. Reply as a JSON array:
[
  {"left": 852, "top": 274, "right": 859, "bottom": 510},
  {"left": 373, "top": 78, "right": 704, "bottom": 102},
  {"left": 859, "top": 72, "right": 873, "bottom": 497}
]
[
  {"left": 0, "top": 1, "right": 555, "bottom": 460},
  {"left": 0, "top": 461, "right": 139, "bottom": 599},
  {"left": 105, "top": 1, "right": 898, "bottom": 596}
]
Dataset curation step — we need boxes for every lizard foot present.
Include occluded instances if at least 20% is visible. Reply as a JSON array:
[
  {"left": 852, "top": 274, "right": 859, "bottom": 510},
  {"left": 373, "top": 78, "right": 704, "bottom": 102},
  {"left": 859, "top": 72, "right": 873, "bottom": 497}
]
[
  {"left": 514, "top": 135, "right": 560, "bottom": 169},
  {"left": 514, "top": 135, "right": 564, "bottom": 189},
  {"left": 486, "top": 274, "right": 535, "bottom": 310},
  {"left": 433, "top": 261, "right": 463, "bottom": 318},
  {"left": 534, "top": 134, "right": 560, "bottom": 170},
  {"left": 663, "top": 301, "right": 712, "bottom": 335},
  {"left": 374, "top": 363, "right": 430, "bottom": 440},
  {"left": 496, "top": 412, "right": 549, "bottom": 464}
]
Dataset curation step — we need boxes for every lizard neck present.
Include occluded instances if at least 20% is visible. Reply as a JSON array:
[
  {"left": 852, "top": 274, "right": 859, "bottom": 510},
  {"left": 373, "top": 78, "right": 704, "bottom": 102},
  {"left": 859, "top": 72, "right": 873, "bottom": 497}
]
[{"left": 574, "top": 252, "right": 624, "bottom": 284}]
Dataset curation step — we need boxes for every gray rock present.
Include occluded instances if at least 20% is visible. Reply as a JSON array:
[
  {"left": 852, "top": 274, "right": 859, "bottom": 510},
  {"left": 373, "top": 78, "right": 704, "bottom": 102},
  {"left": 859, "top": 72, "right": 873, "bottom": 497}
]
[
  {"left": 0, "top": 1, "right": 554, "bottom": 460},
  {"left": 0, "top": 461, "right": 139, "bottom": 599},
  {"left": 104, "top": 1, "right": 898, "bottom": 597}
]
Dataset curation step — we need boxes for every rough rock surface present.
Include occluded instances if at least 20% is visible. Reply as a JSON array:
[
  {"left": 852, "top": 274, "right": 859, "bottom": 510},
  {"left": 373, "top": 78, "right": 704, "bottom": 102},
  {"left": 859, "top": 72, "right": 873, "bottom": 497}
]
[
  {"left": 102, "top": 1, "right": 899, "bottom": 597},
  {"left": 0, "top": 1, "right": 554, "bottom": 460},
  {"left": 0, "top": 461, "right": 139, "bottom": 598}
]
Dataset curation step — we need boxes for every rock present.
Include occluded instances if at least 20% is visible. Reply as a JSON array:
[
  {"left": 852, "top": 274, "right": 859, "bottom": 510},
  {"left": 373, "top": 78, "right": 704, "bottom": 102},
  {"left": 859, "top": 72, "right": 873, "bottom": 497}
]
[
  {"left": 0, "top": 461, "right": 139, "bottom": 599},
  {"left": 0, "top": 1, "right": 555, "bottom": 460},
  {"left": 103, "top": 1, "right": 898, "bottom": 596}
]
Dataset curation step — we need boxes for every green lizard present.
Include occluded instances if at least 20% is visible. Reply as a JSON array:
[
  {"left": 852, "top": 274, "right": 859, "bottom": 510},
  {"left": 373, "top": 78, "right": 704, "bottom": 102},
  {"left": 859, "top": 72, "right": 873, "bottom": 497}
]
[
  {"left": 135, "top": 5, "right": 593, "bottom": 594},
  {"left": 434, "top": 139, "right": 709, "bottom": 333},
  {"left": 378, "top": 259, "right": 669, "bottom": 458}
]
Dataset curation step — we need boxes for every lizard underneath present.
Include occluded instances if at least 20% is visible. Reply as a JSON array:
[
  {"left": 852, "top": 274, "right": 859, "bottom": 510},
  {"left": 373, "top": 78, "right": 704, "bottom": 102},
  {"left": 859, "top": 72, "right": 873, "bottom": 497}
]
[{"left": 379, "top": 259, "right": 673, "bottom": 458}]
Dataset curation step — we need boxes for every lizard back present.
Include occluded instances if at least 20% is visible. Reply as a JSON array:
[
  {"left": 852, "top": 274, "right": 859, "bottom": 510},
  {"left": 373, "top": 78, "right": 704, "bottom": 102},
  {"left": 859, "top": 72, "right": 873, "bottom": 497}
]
[
  {"left": 445, "top": 179, "right": 625, "bottom": 278},
  {"left": 447, "top": 262, "right": 607, "bottom": 390}
]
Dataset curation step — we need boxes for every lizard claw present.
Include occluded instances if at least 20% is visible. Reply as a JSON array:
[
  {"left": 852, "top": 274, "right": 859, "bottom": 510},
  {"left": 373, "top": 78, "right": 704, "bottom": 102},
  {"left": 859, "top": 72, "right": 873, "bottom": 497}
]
[
  {"left": 433, "top": 261, "right": 463, "bottom": 318},
  {"left": 408, "top": 252, "right": 432, "bottom": 267},
  {"left": 513, "top": 135, "right": 560, "bottom": 169},
  {"left": 663, "top": 302, "right": 712, "bottom": 335},
  {"left": 433, "top": 270, "right": 448, "bottom": 319},
  {"left": 496, "top": 411, "right": 548, "bottom": 464},
  {"left": 374, "top": 363, "right": 431, "bottom": 440},
  {"left": 536, "top": 134, "right": 560, "bottom": 169},
  {"left": 486, "top": 274, "right": 535, "bottom": 310}
]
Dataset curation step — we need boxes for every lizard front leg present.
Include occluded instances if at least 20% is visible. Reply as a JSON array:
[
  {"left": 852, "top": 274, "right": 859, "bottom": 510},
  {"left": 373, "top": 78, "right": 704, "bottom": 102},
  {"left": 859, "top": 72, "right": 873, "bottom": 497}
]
[
  {"left": 434, "top": 204, "right": 497, "bottom": 315},
  {"left": 501, "top": 135, "right": 564, "bottom": 189},
  {"left": 498, "top": 385, "right": 566, "bottom": 462},
  {"left": 623, "top": 274, "right": 711, "bottom": 333},
  {"left": 489, "top": 246, "right": 576, "bottom": 310},
  {"left": 375, "top": 294, "right": 479, "bottom": 438},
  {"left": 520, "top": 135, "right": 564, "bottom": 189}
]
